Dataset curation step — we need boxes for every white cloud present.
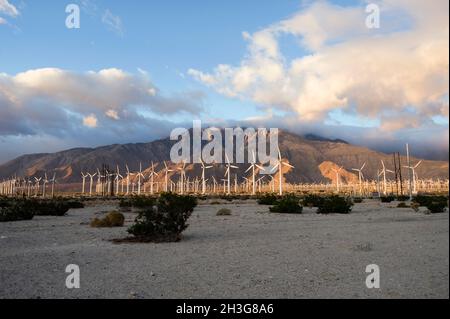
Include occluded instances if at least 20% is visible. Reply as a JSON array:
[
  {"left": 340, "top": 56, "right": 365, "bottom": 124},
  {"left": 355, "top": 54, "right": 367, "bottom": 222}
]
[
  {"left": 83, "top": 114, "right": 98, "bottom": 128},
  {"left": 189, "top": 0, "right": 449, "bottom": 131},
  {"left": 0, "top": 0, "right": 19, "bottom": 26},
  {"left": 0, "top": 68, "right": 204, "bottom": 136},
  {"left": 102, "top": 9, "right": 124, "bottom": 36},
  {"left": 0, "top": 0, "right": 18, "bottom": 17},
  {"left": 105, "top": 109, "right": 120, "bottom": 120}
]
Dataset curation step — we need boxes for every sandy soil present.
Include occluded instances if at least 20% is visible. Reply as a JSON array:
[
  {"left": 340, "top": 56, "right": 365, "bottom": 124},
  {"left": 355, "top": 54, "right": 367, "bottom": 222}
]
[{"left": 0, "top": 199, "right": 448, "bottom": 299}]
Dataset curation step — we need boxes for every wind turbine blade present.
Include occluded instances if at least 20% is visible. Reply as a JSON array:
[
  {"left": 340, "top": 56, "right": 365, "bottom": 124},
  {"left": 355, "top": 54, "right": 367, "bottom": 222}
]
[
  {"left": 245, "top": 165, "right": 253, "bottom": 173},
  {"left": 255, "top": 164, "right": 265, "bottom": 170},
  {"left": 360, "top": 162, "right": 366, "bottom": 170},
  {"left": 414, "top": 161, "right": 422, "bottom": 168},
  {"left": 283, "top": 162, "right": 295, "bottom": 169}
]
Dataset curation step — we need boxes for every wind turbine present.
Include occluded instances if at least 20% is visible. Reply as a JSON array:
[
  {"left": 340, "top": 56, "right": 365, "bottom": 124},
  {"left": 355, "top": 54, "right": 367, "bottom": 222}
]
[
  {"left": 115, "top": 165, "right": 123, "bottom": 195},
  {"left": 177, "top": 161, "right": 187, "bottom": 194},
  {"left": 136, "top": 162, "right": 145, "bottom": 195},
  {"left": 331, "top": 166, "right": 343, "bottom": 193},
  {"left": 245, "top": 150, "right": 265, "bottom": 195},
  {"left": 81, "top": 172, "right": 88, "bottom": 194},
  {"left": 125, "top": 164, "right": 135, "bottom": 195},
  {"left": 200, "top": 159, "right": 213, "bottom": 194},
  {"left": 49, "top": 173, "right": 57, "bottom": 198},
  {"left": 148, "top": 162, "right": 158, "bottom": 195},
  {"left": 224, "top": 154, "right": 238, "bottom": 195},
  {"left": 270, "top": 149, "right": 295, "bottom": 196},
  {"left": 34, "top": 177, "right": 42, "bottom": 196},
  {"left": 404, "top": 160, "right": 422, "bottom": 195},
  {"left": 380, "top": 160, "right": 394, "bottom": 195},
  {"left": 163, "top": 161, "right": 174, "bottom": 192},
  {"left": 87, "top": 172, "right": 97, "bottom": 196},
  {"left": 42, "top": 173, "right": 49, "bottom": 198},
  {"left": 352, "top": 163, "right": 366, "bottom": 196}
]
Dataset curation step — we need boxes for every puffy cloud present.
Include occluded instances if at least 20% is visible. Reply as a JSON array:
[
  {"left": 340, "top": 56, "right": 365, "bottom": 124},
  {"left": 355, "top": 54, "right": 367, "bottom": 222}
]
[
  {"left": 0, "top": 0, "right": 18, "bottom": 17},
  {"left": 0, "top": 0, "right": 19, "bottom": 26},
  {"left": 83, "top": 114, "right": 98, "bottom": 128},
  {"left": 189, "top": 0, "right": 449, "bottom": 130},
  {"left": 0, "top": 68, "right": 204, "bottom": 137}
]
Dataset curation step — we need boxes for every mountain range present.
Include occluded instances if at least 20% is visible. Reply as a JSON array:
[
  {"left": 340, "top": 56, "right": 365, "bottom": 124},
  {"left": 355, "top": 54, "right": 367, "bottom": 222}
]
[{"left": 0, "top": 130, "right": 448, "bottom": 187}]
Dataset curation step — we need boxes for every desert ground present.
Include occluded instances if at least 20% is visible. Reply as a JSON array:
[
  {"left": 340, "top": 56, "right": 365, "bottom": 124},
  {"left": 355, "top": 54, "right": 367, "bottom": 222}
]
[{"left": 0, "top": 199, "right": 448, "bottom": 299}]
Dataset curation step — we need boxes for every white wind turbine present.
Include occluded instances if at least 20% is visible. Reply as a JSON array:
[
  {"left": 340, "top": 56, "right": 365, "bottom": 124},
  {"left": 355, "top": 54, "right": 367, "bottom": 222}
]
[
  {"left": 163, "top": 161, "right": 174, "bottom": 192},
  {"left": 270, "top": 149, "right": 294, "bottom": 196},
  {"left": 224, "top": 154, "right": 238, "bottom": 195},
  {"left": 404, "top": 160, "right": 422, "bottom": 195},
  {"left": 49, "top": 173, "right": 57, "bottom": 198},
  {"left": 379, "top": 160, "right": 394, "bottom": 196},
  {"left": 42, "top": 173, "right": 49, "bottom": 198},
  {"left": 148, "top": 162, "right": 158, "bottom": 195},
  {"left": 125, "top": 164, "right": 135, "bottom": 195},
  {"left": 245, "top": 150, "right": 265, "bottom": 195},
  {"left": 177, "top": 161, "right": 187, "bottom": 194},
  {"left": 81, "top": 172, "right": 88, "bottom": 194},
  {"left": 352, "top": 163, "right": 366, "bottom": 196},
  {"left": 331, "top": 166, "right": 343, "bottom": 193},
  {"left": 136, "top": 162, "right": 145, "bottom": 195},
  {"left": 200, "top": 159, "right": 213, "bottom": 195},
  {"left": 87, "top": 172, "right": 96, "bottom": 196},
  {"left": 114, "top": 166, "right": 123, "bottom": 195},
  {"left": 34, "top": 176, "right": 42, "bottom": 196}
]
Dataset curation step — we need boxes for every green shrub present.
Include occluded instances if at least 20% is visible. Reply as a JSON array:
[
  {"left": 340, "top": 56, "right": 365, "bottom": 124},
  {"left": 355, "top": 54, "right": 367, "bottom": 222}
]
[
  {"left": 397, "top": 202, "right": 410, "bottom": 208},
  {"left": 413, "top": 195, "right": 448, "bottom": 207},
  {"left": 0, "top": 204, "right": 34, "bottom": 222},
  {"left": 270, "top": 195, "right": 303, "bottom": 214},
  {"left": 301, "top": 194, "right": 324, "bottom": 207},
  {"left": 91, "top": 211, "right": 125, "bottom": 227},
  {"left": 380, "top": 196, "right": 395, "bottom": 203},
  {"left": 127, "top": 193, "right": 197, "bottom": 242},
  {"left": 317, "top": 196, "right": 353, "bottom": 214},
  {"left": 66, "top": 200, "right": 85, "bottom": 209},
  {"left": 353, "top": 198, "right": 363, "bottom": 203},
  {"left": 120, "top": 196, "right": 156, "bottom": 209},
  {"left": 257, "top": 194, "right": 279, "bottom": 205},
  {"left": 33, "top": 200, "right": 70, "bottom": 216},
  {"left": 396, "top": 195, "right": 409, "bottom": 202},
  {"left": 216, "top": 208, "right": 232, "bottom": 216},
  {"left": 427, "top": 202, "right": 447, "bottom": 214}
]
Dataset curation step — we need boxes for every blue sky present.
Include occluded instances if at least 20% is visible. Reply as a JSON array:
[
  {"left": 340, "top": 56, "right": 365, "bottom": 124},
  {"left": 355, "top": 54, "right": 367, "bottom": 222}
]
[{"left": 0, "top": 0, "right": 448, "bottom": 162}]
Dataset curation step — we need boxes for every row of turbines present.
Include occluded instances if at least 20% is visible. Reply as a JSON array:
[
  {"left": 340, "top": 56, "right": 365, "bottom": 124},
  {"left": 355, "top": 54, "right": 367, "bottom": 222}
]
[
  {"left": 1, "top": 145, "right": 448, "bottom": 198},
  {"left": 0, "top": 173, "right": 57, "bottom": 197},
  {"left": 78, "top": 150, "right": 294, "bottom": 197}
]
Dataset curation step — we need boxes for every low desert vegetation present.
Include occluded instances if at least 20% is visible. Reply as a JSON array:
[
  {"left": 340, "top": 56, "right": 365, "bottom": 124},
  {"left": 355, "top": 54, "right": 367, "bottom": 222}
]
[
  {"left": 301, "top": 194, "right": 325, "bottom": 208},
  {"left": 216, "top": 208, "right": 232, "bottom": 216},
  {"left": 0, "top": 198, "right": 78, "bottom": 222},
  {"left": 269, "top": 195, "right": 303, "bottom": 214},
  {"left": 316, "top": 196, "right": 353, "bottom": 214},
  {"left": 353, "top": 197, "right": 364, "bottom": 203},
  {"left": 90, "top": 211, "right": 125, "bottom": 228},
  {"left": 380, "top": 195, "right": 396, "bottom": 203},
  {"left": 412, "top": 195, "right": 448, "bottom": 214},
  {"left": 122, "top": 193, "right": 198, "bottom": 243},
  {"left": 397, "top": 202, "right": 410, "bottom": 208},
  {"left": 119, "top": 196, "right": 157, "bottom": 209},
  {"left": 257, "top": 193, "right": 280, "bottom": 205}
]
